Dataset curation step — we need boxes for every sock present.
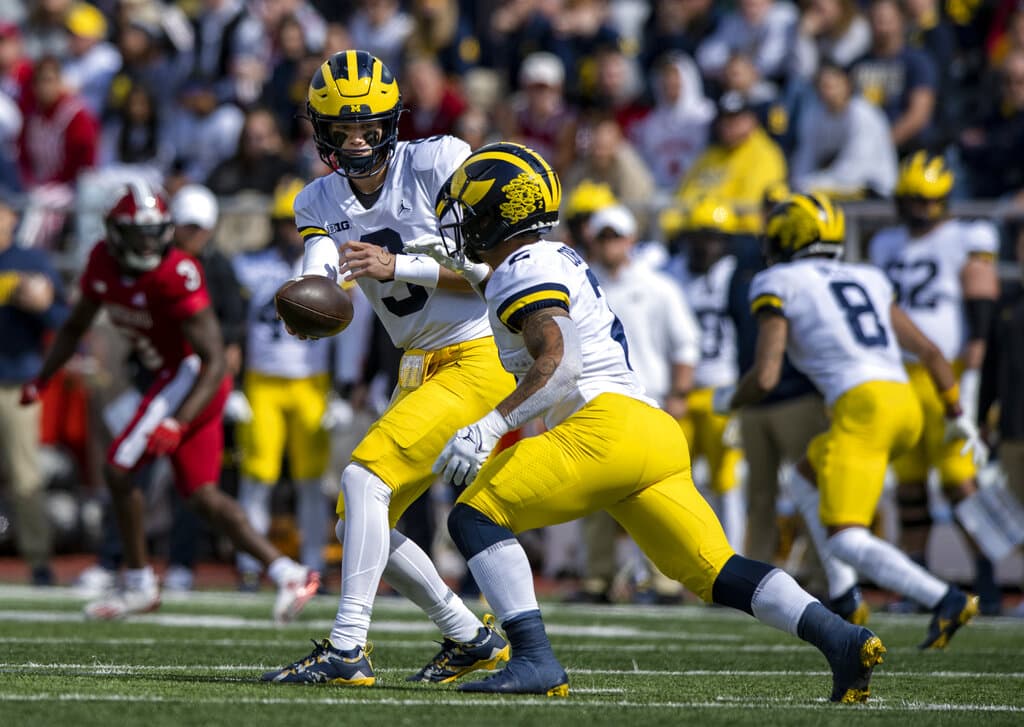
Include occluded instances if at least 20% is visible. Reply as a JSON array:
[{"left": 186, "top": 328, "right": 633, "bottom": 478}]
[
  {"left": 267, "top": 556, "right": 303, "bottom": 585},
  {"left": 796, "top": 601, "right": 849, "bottom": 654},
  {"left": 330, "top": 464, "right": 392, "bottom": 651},
  {"left": 384, "top": 528, "right": 481, "bottom": 643},
  {"left": 789, "top": 470, "right": 859, "bottom": 599},
  {"left": 751, "top": 568, "right": 818, "bottom": 637},
  {"left": 237, "top": 477, "right": 272, "bottom": 576},
  {"left": 124, "top": 566, "right": 156, "bottom": 591},
  {"left": 295, "top": 478, "right": 327, "bottom": 573},
  {"left": 829, "top": 526, "right": 946, "bottom": 609},
  {"left": 466, "top": 539, "right": 540, "bottom": 624}
]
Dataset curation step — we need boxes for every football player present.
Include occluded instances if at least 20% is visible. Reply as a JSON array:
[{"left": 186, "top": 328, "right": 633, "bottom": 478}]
[
  {"left": 664, "top": 197, "right": 745, "bottom": 548},
  {"left": 21, "top": 179, "right": 319, "bottom": 621},
  {"left": 720, "top": 192, "right": 983, "bottom": 649},
  {"left": 868, "top": 153, "right": 1000, "bottom": 610},
  {"left": 410, "top": 142, "right": 886, "bottom": 703},
  {"left": 261, "top": 51, "right": 513, "bottom": 686}
]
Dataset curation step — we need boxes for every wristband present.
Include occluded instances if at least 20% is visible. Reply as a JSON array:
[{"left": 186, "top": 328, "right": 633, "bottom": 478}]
[{"left": 393, "top": 254, "right": 441, "bottom": 287}]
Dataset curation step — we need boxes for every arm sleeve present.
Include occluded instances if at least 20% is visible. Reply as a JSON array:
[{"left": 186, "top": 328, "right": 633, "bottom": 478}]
[
  {"left": 295, "top": 187, "right": 341, "bottom": 280},
  {"left": 749, "top": 269, "right": 787, "bottom": 317}
]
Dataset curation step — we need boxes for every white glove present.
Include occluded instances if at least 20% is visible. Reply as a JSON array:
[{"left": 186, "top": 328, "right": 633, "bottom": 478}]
[
  {"left": 945, "top": 413, "right": 989, "bottom": 468},
  {"left": 321, "top": 397, "right": 355, "bottom": 432},
  {"left": 711, "top": 385, "right": 736, "bottom": 416},
  {"left": 405, "top": 235, "right": 490, "bottom": 285},
  {"left": 224, "top": 390, "right": 253, "bottom": 423},
  {"left": 433, "top": 410, "right": 509, "bottom": 488},
  {"left": 959, "top": 368, "right": 980, "bottom": 427},
  {"left": 722, "top": 417, "right": 743, "bottom": 449}
]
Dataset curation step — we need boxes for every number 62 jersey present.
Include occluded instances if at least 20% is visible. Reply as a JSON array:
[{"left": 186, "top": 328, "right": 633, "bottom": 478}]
[{"left": 749, "top": 258, "right": 908, "bottom": 406}]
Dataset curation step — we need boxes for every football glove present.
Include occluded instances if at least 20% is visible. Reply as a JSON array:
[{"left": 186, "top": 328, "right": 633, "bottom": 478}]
[
  {"left": 711, "top": 385, "right": 736, "bottom": 416},
  {"left": 945, "top": 413, "right": 989, "bottom": 468},
  {"left": 404, "top": 235, "right": 490, "bottom": 285},
  {"left": 223, "top": 390, "right": 253, "bottom": 423},
  {"left": 433, "top": 410, "right": 509, "bottom": 488},
  {"left": 321, "top": 396, "right": 355, "bottom": 432},
  {"left": 147, "top": 418, "right": 185, "bottom": 457}
]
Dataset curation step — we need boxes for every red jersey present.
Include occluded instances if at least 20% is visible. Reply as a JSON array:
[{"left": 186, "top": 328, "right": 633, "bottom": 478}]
[{"left": 80, "top": 242, "right": 210, "bottom": 373}]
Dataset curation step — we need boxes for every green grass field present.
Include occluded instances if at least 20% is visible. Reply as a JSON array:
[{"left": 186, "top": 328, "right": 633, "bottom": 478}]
[{"left": 0, "top": 586, "right": 1022, "bottom": 726}]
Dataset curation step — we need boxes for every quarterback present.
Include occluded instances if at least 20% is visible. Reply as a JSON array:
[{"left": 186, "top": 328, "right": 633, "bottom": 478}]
[
  {"left": 411, "top": 142, "right": 887, "bottom": 703},
  {"left": 721, "top": 192, "right": 982, "bottom": 649},
  {"left": 262, "top": 51, "right": 514, "bottom": 686}
]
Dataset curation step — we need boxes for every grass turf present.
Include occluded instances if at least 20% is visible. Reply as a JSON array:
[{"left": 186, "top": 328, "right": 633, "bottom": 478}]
[{"left": 0, "top": 586, "right": 1022, "bottom": 726}]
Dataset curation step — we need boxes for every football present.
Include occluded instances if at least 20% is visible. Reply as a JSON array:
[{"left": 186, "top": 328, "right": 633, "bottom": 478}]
[{"left": 274, "top": 275, "right": 354, "bottom": 338}]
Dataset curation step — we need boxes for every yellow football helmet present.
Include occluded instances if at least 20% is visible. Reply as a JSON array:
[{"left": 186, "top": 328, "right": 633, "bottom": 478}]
[
  {"left": 894, "top": 151, "right": 952, "bottom": 229},
  {"left": 761, "top": 180, "right": 791, "bottom": 213},
  {"left": 270, "top": 178, "right": 304, "bottom": 221},
  {"left": 436, "top": 142, "right": 561, "bottom": 260},
  {"left": 307, "top": 50, "right": 403, "bottom": 178},
  {"left": 764, "top": 192, "right": 845, "bottom": 263},
  {"left": 564, "top": 180, "right": 618, "bottom": 220},
  {"left": 684, "top": 197, "right": 740, "bottom": 235}
]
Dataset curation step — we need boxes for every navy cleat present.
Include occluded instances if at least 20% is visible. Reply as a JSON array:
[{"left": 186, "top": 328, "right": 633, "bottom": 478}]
[
  {"left": 919, "top": 588, "right": 979, "bottom": 650},
  {"left": 261, "top": 640, "right": 375, "bottom": 685},
  {"left": 457, "top": 654, "right": 569, "bottom": 697},
  {"left": 830, "top": 586, "right": 871, "bottom": 626},
  {"left": 826, "top": 626, "right": 886, "bottom": 703},
  {"left": 407, "top": 613, "right": 510, "bottom": 683}
]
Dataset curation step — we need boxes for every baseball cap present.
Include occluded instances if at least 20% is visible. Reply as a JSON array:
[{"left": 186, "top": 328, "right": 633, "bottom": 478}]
[
  {"left": 716, "top": 91, "right": 754, "bottom": 117},
  {"left": 66, "top": 3, "right": 108, "bottom": 40},
  {"left": 171, "top": 184, "right": 218, "bottom": 230},
  {"left": 587, "top": 204, "right": 637, "bottom": 239},
  {"left": 519, "top": 52, "right": 565, "bottom": 88}
]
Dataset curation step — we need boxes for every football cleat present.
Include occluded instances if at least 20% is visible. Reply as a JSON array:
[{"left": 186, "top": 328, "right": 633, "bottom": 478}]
[
  {"left": 406, "top": 613, "right": 511, "bottom": 683},
  {"left": 73, "top": 564, "right": 117, "bottom": 598},
  {"left": 830, "top": 586, "right": 871, "bottom": 626},
  {"left": 919, "top": 589, "right": 979, "bottom": 650},
  {"left": 457, "top": 654, "right": 569, "bottom": 696},
  {"left": 826, "top": 626, "right": 886, "bottom": 703},
  {"left": 261, "top": 640, "right": 375, "bottom": 685},
  {"left": 84, "top": 584, "right": 161, "bottom": 620},
  {"left": 273, "top": 568, "right": 321, "bottom": 624}
]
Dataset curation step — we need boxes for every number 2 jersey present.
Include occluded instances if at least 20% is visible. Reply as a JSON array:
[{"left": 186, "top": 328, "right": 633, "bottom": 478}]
[
  {"left": 749, "top": 258, "right": 907, "bottom": 405},
  {"left": 869, "top": 219, "right": 998, "bottom": 362},
  {"left": 297, "top": 135, "right": 491, "bottom": 351},
  {"left": 485, "top": 240, "right": 654, "bottom": 429},
  {"left": 79, "top": 241, "right": 210, "bottom": 373}
]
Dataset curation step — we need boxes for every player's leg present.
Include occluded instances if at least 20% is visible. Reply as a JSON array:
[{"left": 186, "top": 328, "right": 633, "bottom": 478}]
[
  {"left": 707, "top": 408, "right": 745, "bottom": 550},
  {"left": 739, "top": 404, "right": 782, "bottom": 565},
  {"left": 235, "top": 372, "right": 287, "bottom": 585},
  {"left": 286, "top": 373, "right": 332, "bottom": 576}
]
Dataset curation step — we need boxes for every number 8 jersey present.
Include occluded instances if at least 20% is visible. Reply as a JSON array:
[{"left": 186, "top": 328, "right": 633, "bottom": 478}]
[
  {"left": 749, "top": 258, "right": 907, "bottom": 405},
  {"left": 297, "top": 135, "right": 491, "bottom": 351}
]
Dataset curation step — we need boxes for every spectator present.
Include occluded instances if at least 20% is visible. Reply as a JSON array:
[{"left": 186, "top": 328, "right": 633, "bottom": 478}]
[
  {"left": 404, "top": 0, "right": 481, "bottom": 77},
  {"left": 62, "top": 2, "right": 122, "bottom": 118},
  {"left": 794, "top": 0, "right": 871, "bottom": 79},
  {"left": 256, "top": 0, "right": 326, "bottom": 59},
  {"left": 165, "top": 75, "right": 244, "bottom": 185},
  {"left": 563, "top": 114, "right": 655, "bottom": 226},
  {"left": 0, "top": 22, "right": 33, "bottom": 104},
  {"left": 348, "top": 0, "right": 412, "bottom": 74},
  {"left": 631, "top": 52, "right": 714, "bottom": 194},
  {"left": 851, "top": 0, "right": 939, "bottom": 154},
  {"left": 17, "top": 56, "right": 99, "bottom": 190},
  {"left": 559, "top": 178, "right": 619, "bottom": 250},
  {"left": 206, "top": 106, "right": 296, "bottom": 196},
  {"left": 547, "top": 0, "right": 621, "bottom": 105},
  {"left": 452, "top": 105, "right": 495, "bottom": 150},
  {"left": 696, "top": 0, "right": 799, "bottom": 83},
  {"left": 260, "top": 18, "right": 314, "bottom": 141},
  {"left": 675, "top": 92, "right": 787, "bottom": 234},
  {"left": 22, "top": 0, "right": 73, "bottom": 61},
  {"left": 588, "top": 44, "right": 649, "bottom": 137},
  {"left": 719, "top": 52, "right": 792, "bottom": 153},
  {"left": 496, "top": 51, "right": 577, "bottom": 175},
  {"left": 397, "top": 54, "right": 468, "bottom": 139},
  {"left": 189, "top": 0, "right": 269, "bottom": 106},
  {"left": 108, "top": 17, "right": 185, "bottom": 119},
  {"left": 640, "top": 0, "right": 720, "bottom": 71},
  {"left": 959, "top": 50, "right": 1024, "bottom": 199},
  {"left": 99, "top": 84, "right": 173, "bottom": 175},
  {"left": 0, "top": 195, "right": 67, "bottom": 585},
  {"left": 905, "top": 0, "right": 961, "bottom": 142},
  {"left": 791, "top": 62, "right": 897, "bottom": 199}
]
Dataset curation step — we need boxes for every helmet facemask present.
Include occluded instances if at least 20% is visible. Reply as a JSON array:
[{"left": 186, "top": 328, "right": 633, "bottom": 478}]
[
  {"left": 309, "top": 109, "right": 401, "bottom": 179},
  {"left": 107, "top": 220, "right": 173, "bottom": 272}
]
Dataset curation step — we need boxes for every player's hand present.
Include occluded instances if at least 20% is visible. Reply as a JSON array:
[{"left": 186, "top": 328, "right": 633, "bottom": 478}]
[
  {"left": 224, "top": 390, "right": 253, "bottom": 423},
  {"left": 433, "top": 411, "right": 509, "bottom": 488},
  {"left": 339, "top": 241, "right": 397, "bottom": 282},
  {"left": 404, "top": 235, "right": 490, "bottom": 285},
  {"left": 711, "top": 385, "right": 736, "bottom": 416},
  {"left": 19, "top": 379, "right": 43, "bottom": 406},
  {"left": 945, "top": 413, "right": 989, "bottom": 468},
  {"left": 277, "top": 314, "right": 318, "bottom": 341},
  {"left": 321, "top": 397, "right": 355, "bottom": 432},
  {"left": 146, "top": 418, "right": 185, "bottom": 457}
]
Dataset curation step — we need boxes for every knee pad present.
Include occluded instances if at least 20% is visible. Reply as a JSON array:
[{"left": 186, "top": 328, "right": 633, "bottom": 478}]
[
  {"left": 711, "top": 554, "right": 775, "bottom": 615},
  {"left": 448, "top": 503, "right": 512, "bottom": 560}
]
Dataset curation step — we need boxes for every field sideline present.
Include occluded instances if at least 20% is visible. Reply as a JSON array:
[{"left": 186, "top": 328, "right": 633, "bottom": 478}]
[{"left": 0, "top": 586, "right": 1022, "bottom": 726}]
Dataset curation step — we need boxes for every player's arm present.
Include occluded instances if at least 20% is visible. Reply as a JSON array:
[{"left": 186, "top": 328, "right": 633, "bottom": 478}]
[
  {"left": 729, "top": 311, "right": 789, "bottom": 409},
  {"left": 961, "top": 252, "right": 999, "bottom": 370},
  {"left": 175, "top": 306, "right": 227, "bottom": 425},
  {"left": 31, "top": 295, "right": 102, "bottom": 385},
  {"left": 890, "top": 304, "right": 958, "bottom": 413}
]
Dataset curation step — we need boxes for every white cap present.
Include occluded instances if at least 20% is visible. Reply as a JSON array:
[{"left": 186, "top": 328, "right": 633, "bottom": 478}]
[
  {"left": 171, "top": 184, "right": 218, "bottom": 229},
  {"left": 519, "top": 52, "right": 565, "bottom": 88},
  {"left": 587, "top": 204, "right": 637, "bottom": 239}
]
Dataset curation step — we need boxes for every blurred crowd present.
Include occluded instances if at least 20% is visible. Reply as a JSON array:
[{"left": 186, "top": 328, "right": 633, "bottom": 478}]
[{"left": 1, "top": 0, "right": 1024, "bottom": 607}]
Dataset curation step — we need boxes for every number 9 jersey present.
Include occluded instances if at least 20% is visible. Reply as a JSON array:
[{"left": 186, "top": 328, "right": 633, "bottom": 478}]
[
  {"left": 296, "top": 135, "right": 491, "bottom": 351},
  {"left": 749, "top": 258, "right": 907, "bottom": 406}
]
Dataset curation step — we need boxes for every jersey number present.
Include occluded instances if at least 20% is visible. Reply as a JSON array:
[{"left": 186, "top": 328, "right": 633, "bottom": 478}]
[
  {"left": 886, "top": 260, "right": 939, "bottom": 309},
  {"left": 695, "top": 308, "right": 725, "bottom": 359},
  {"left": 829, "top": 281, "right": 889, "bottom": 348},
  {"left": 362, "top": 228, "right": 429, "bottom": 317},
  {"left": 176, "top": 259, "right": 201, "bottom": 292}
]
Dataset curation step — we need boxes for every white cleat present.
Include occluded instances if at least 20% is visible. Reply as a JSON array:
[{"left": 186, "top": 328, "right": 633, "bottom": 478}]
[
  {"left": 73, "top": 565, "right": 117, "bottom": 599},
  {"left": 84, "top": 585, "right": 161, "bottom": 620},
  {"left": 273, "top": 569, "right": 321, "bottom": 624}
]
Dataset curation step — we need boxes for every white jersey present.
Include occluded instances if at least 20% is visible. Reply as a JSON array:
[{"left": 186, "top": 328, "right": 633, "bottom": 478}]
[
  {"left": 485, "top": 240, "right": 655, "bottom": 429},
  {"left": 590, "top": 260, "right": 700, "bottom": 402},
  {"left": 665, "top": 254, "right": 739, "bottom": 389},
  {"left": 869, "top": 219, "right": 998, "bottom": 362},
  {"left": 750, "top": 258, "right": 907, "bottom": 405},
  {"left": 297, "top": 136, "right": 491, "bottom": 351},
  {"left": 233, "top": 248, "right": 330, "bottom": 379}
]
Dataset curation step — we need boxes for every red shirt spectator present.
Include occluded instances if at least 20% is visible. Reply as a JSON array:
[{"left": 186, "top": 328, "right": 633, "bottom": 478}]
[
  {"left": 17, "top": 57, "right": 98, "bottom": 189},
  {"left": 397, "top": 55, "right": 467, "bottom": 139}
]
